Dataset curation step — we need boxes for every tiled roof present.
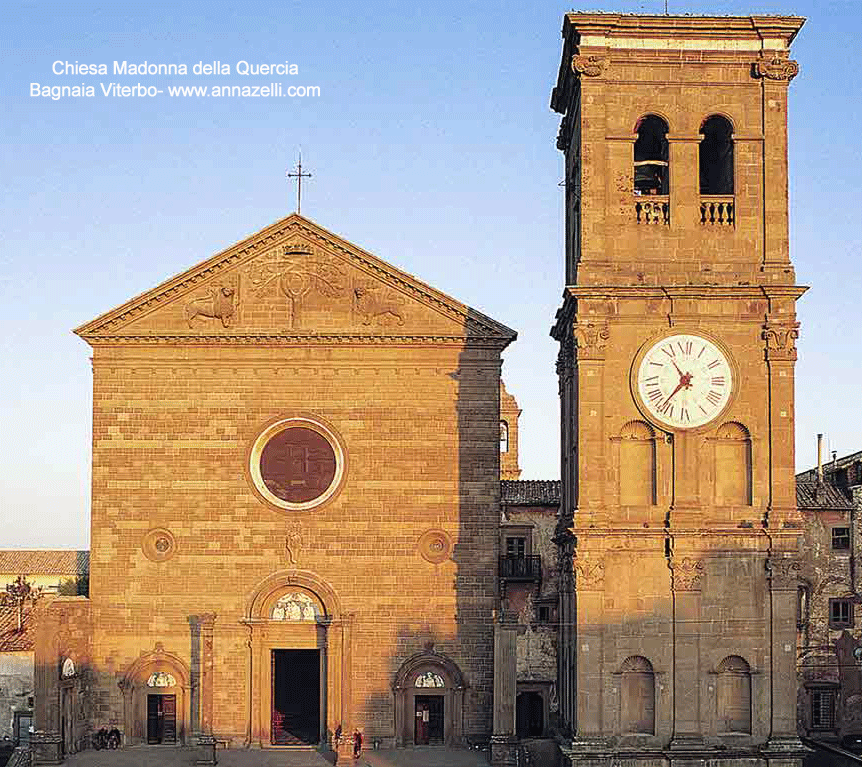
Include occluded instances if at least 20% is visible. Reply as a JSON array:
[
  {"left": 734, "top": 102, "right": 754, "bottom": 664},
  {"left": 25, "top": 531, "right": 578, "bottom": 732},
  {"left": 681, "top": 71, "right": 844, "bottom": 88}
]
[
  {"left": 0, "top": 604, "right": 36, "bottom": 652},
  {"left": 796, "top": 481, "right": 854, "bottom": 511},
  {"left": 0, "top": 550, "right": 89, "bottom": 576},
  {"left": 501, "top": 480, "right": 561, "bottom": 507},
  {"left": 797, "top": 449, "right": 862, "bottom": 483}
]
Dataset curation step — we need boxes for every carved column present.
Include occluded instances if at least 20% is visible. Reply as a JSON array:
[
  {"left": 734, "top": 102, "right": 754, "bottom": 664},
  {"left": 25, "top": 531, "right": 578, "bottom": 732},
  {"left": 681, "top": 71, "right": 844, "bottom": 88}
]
[
  {"left": 188, "top": 617, "right": 201, "bottom": 735},
  {"left": 568, "top": 313, "right": 610, "bottom": 755},
  {"left": 195, "top": 614, "right": 217, "bottom": 765},
  {"left": 572, "top": 316, "right": 609, "bottom": 520},
  {"left": 571, "top": 554, "right": 606, "bottom": 752},
  {"left": 669, "top": 555, "right": 705, "bottom": 749},
  {"left": 336, "top": 613, "right": 355, "bottom": 762},
  {"left": 754, "top": 56, "right": 798, "bottom": 272},
  {"left": 554, "top": 529, "right": 576, "bottom": 738},
  {"left": 491, "top": 611, "right": 518, "bottom": 767},
  {"left": 763, "top": 315, "right": 802, "bottom": 526},
  {"left": 765, "top": 556, "right": 806, "bottom": 758},
  {"left": 199, "top": 613, "right": 216, "bottom": 734}
]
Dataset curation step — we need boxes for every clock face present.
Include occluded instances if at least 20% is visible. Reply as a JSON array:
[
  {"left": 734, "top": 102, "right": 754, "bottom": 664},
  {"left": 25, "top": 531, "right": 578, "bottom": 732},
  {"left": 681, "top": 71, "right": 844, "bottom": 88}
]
[{"left": 635, "top": 333, "right": 734, "bottom": 430}]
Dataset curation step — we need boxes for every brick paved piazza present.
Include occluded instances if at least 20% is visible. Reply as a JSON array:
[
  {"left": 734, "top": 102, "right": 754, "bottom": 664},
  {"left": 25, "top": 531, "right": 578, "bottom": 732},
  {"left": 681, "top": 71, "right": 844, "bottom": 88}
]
[{"left": 62, "top": 746, "right": 490, "bottom": 767}]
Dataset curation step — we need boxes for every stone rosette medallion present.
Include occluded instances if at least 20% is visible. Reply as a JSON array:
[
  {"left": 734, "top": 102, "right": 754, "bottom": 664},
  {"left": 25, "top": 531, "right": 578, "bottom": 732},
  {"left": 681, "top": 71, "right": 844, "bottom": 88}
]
[
  {"left": 417, "top": 529, "right": 452, "bottom": 564},
  {"left": 142, "top": 528, "right": 177, "bottom": 562}
]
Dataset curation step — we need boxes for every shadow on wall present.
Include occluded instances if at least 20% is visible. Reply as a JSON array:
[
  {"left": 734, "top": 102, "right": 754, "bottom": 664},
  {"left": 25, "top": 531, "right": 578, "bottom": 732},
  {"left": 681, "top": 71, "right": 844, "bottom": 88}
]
[{"left": 357, "top": 310, "right": 505, "bottom": 749}]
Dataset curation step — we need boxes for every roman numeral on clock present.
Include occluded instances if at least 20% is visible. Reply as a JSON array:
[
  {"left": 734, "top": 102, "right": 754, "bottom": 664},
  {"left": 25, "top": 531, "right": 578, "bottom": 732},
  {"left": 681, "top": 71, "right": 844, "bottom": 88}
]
[
  {"left": 680, "top": 407, "right": 690, "bottom": 423},
  {"left": 707, "top": 359, "right": 721, "bottom": 370},
  {"left": 706, "top": 390, "right": 722, "bottom": 406},
  {"left": 658, "top": 400, "right": 674, "bottom": 417},
  {"left": 677, "top": 340, "right": 692, "bottom": 355},
  {"left": 711, "top": 376, "right": 725, "bottom": 386},
  {"left": 647, "top": 388, "right": 663, "bottom": 402}
]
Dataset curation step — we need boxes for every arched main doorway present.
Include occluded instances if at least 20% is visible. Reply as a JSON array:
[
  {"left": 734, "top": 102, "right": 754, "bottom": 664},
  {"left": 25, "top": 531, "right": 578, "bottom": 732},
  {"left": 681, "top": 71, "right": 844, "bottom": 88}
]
[
  {"left": 119, "top": 644, "right": 191, "bottom": 745},
  {"left": 393, "top": 652, "right": 466, "bottom": 747},
  {"left": 245, "top": 569, "right": 350, "bottom": 750}
]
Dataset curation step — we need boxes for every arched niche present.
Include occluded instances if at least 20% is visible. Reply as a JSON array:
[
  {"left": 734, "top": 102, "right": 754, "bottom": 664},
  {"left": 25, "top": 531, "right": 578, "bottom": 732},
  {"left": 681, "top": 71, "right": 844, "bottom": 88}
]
[
  {"left": 243, "top": 570, "right": 349, "bottom": 750},
  {"left": 619, "top": 656, "right": 655, "bottom": 735},
  {"left": 119, "top": 643, "right": 191, "bottom": 745},
  {"left": 613, "top": 420, "right": 657, "bottom": 506},
  {"left": 712, "top": 422, "right": 752, "bottom": 506},
  {"left": 716, "top": 655, "right": 752, "bottom": 734},
  {"left": 393, "top": 651, "right": 466, "bottom": 747}
]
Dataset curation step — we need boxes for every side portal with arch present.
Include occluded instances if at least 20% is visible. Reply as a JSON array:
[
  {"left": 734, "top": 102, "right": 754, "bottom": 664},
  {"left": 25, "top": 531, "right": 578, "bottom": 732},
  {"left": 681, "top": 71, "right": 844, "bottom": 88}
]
[
  {"left": 119, "top": 644, "right": 191, "bottom": 746},
  {"left": 393, "top": 651, "right": 466, "bottom": 747}
]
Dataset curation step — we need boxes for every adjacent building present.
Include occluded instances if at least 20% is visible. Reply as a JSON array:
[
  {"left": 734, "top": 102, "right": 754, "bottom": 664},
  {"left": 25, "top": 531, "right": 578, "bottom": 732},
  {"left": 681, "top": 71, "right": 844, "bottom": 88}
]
[{"left": 795, "top": 447, "right": 862, "bottom": 749}]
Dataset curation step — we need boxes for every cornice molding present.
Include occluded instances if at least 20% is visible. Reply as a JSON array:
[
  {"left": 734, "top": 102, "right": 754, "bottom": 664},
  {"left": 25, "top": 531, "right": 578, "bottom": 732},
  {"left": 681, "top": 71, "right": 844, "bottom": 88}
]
[
  {"left": 85, "top": 333, "right": 510, "bottom": 348},
  {"left": 564, "top": 284, "right": 807, "bottom": 300}
]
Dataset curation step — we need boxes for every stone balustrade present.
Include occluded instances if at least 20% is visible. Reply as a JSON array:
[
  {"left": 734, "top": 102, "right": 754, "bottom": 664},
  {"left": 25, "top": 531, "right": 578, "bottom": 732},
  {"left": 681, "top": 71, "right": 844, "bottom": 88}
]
[
  {"left": 700, "top": 195, "right": 735, "bottom": 226},
  {"left": 634, "top": 196, "right": 670, "bottom": 225}
]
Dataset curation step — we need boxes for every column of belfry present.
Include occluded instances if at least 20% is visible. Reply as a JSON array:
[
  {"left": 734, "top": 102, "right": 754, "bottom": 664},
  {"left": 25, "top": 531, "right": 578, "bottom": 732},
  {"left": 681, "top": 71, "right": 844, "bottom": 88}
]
[{"left": 549, "top": 13, "right": 807, "bottom": 767}]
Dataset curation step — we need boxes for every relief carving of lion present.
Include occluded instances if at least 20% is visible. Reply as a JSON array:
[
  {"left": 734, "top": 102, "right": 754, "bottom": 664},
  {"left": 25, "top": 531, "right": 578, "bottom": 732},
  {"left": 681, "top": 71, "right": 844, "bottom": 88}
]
[
  {"left": 354, "top": 286, "right": 404, "bottom": 326},
  {"left": 185, "top": 285, "right": 235, "bottom": 328}
]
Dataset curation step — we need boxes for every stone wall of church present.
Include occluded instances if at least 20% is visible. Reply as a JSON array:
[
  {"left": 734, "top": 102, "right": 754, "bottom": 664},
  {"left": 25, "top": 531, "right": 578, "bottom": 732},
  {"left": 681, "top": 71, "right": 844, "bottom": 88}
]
[{"left": 84, "top": 340, "right": 502, "bottom": 745}]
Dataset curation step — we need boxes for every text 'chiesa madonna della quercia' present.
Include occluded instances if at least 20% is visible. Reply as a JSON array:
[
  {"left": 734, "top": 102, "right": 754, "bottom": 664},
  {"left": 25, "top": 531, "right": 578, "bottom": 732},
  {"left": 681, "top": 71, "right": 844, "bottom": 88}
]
[{"left": 31, "top": 11, "right": 809, "bottom": 767}]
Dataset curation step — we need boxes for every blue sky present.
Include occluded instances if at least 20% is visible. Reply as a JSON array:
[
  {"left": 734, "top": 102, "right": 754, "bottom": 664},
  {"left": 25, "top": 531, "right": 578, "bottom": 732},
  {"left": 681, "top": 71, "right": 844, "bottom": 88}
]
[{"left": 1, "top": 0, "right": 859, "bottom": 548}]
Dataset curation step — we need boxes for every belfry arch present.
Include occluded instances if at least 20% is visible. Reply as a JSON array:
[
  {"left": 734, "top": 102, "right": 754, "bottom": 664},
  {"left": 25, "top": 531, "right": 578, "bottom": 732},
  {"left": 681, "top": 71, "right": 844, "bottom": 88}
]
[
  {"left": 393, "top": 651, "right": 466, "bottom": 746},
  {"left": 243, "top": 569, "right": 353, "bottom": 750}
]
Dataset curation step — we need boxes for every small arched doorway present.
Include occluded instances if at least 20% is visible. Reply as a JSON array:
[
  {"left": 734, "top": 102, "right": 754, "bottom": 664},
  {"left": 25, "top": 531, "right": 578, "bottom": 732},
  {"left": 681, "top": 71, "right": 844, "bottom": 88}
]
[
  {"left": 393, "top": 652, "right": 466, "bottom": 747},
  {"left": 119, "top": 644, "right": 191, "bottom": 745}
]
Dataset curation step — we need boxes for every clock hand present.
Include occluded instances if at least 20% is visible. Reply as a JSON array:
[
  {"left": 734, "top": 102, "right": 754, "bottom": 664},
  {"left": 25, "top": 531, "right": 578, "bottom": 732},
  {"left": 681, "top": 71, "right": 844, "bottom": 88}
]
[
  {"left": 662, "top": 372, "right": 694, "bottom": 407},
  {"left": 671, "top": 359, "right": 684, "bottom": 377},
  {"left": 663, "top": 379, "right": 686, "bottom": 405}
]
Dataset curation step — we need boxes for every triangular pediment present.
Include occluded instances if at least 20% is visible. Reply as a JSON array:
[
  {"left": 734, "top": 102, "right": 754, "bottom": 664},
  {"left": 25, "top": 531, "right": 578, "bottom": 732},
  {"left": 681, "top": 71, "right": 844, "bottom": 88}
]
[{"left": 75, "top": 214, "right": 516, "bottom": 347}]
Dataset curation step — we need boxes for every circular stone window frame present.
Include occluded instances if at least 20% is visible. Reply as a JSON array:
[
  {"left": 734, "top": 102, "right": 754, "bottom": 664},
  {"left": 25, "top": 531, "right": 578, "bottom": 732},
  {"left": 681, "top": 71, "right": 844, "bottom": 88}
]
[
  {"left": 247, "top": 414, "right": 348, "bottom": 513},
  {"left": 142, "top": 528, "right": 177, "bottom": 562}
]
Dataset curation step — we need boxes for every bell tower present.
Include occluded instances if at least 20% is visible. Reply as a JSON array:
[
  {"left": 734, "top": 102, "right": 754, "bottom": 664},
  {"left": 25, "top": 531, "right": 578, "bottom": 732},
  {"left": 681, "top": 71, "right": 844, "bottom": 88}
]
[{"left": 550, "top": 13, "right": 806, "bottom": 766}]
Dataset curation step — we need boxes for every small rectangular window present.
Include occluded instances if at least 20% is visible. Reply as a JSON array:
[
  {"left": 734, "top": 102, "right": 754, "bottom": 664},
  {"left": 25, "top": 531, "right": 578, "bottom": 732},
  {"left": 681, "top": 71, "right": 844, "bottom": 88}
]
[
  {"left": 811, "top": 690, "right": 836, "bottom": 730},
  {"left": 536, "top": 605, "right": 551, "bottom": 624},
  {"left": 506, "top": 537, "right": 526, "bottom": 558},
  {"left": 829, "top": 598, "right": 853, "bottom": 629},
  {"left": 832, "top": 527, "right": 851, "bottom": 551}
]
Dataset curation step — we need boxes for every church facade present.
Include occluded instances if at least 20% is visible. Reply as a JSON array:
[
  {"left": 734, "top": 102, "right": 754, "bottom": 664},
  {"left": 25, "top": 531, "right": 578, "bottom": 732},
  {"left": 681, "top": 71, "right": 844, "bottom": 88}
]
[
  {"left": 32, "top": 215, "right": 515, "bottom": 760},
  {"left": 550, "top": 13, "right": 807, "bottom": 767}
]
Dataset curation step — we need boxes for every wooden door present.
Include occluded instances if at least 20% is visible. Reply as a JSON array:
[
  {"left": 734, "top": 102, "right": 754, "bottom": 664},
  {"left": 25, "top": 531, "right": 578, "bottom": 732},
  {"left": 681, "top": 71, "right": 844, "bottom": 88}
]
[
  {"left": 147, "top": 694, "right": 176, "bottom": 744},
  {"left": 414, "top": 699, "right": 428, "bottom": 745},
  {"left": 147, "top": 695, "right": 161, "bottom": 744},
  {"left": 161, "top": 695, "right": 177, "bottom": 743},
  {"left": 415, "top": 696, "right": 443, "bottom": 744}
]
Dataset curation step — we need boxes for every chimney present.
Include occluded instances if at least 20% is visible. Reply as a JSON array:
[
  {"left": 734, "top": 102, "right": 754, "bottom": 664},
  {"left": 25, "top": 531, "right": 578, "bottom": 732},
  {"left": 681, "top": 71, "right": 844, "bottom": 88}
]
[{"left": 817, "top": 433, "right": 824, "bottom": 483}]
